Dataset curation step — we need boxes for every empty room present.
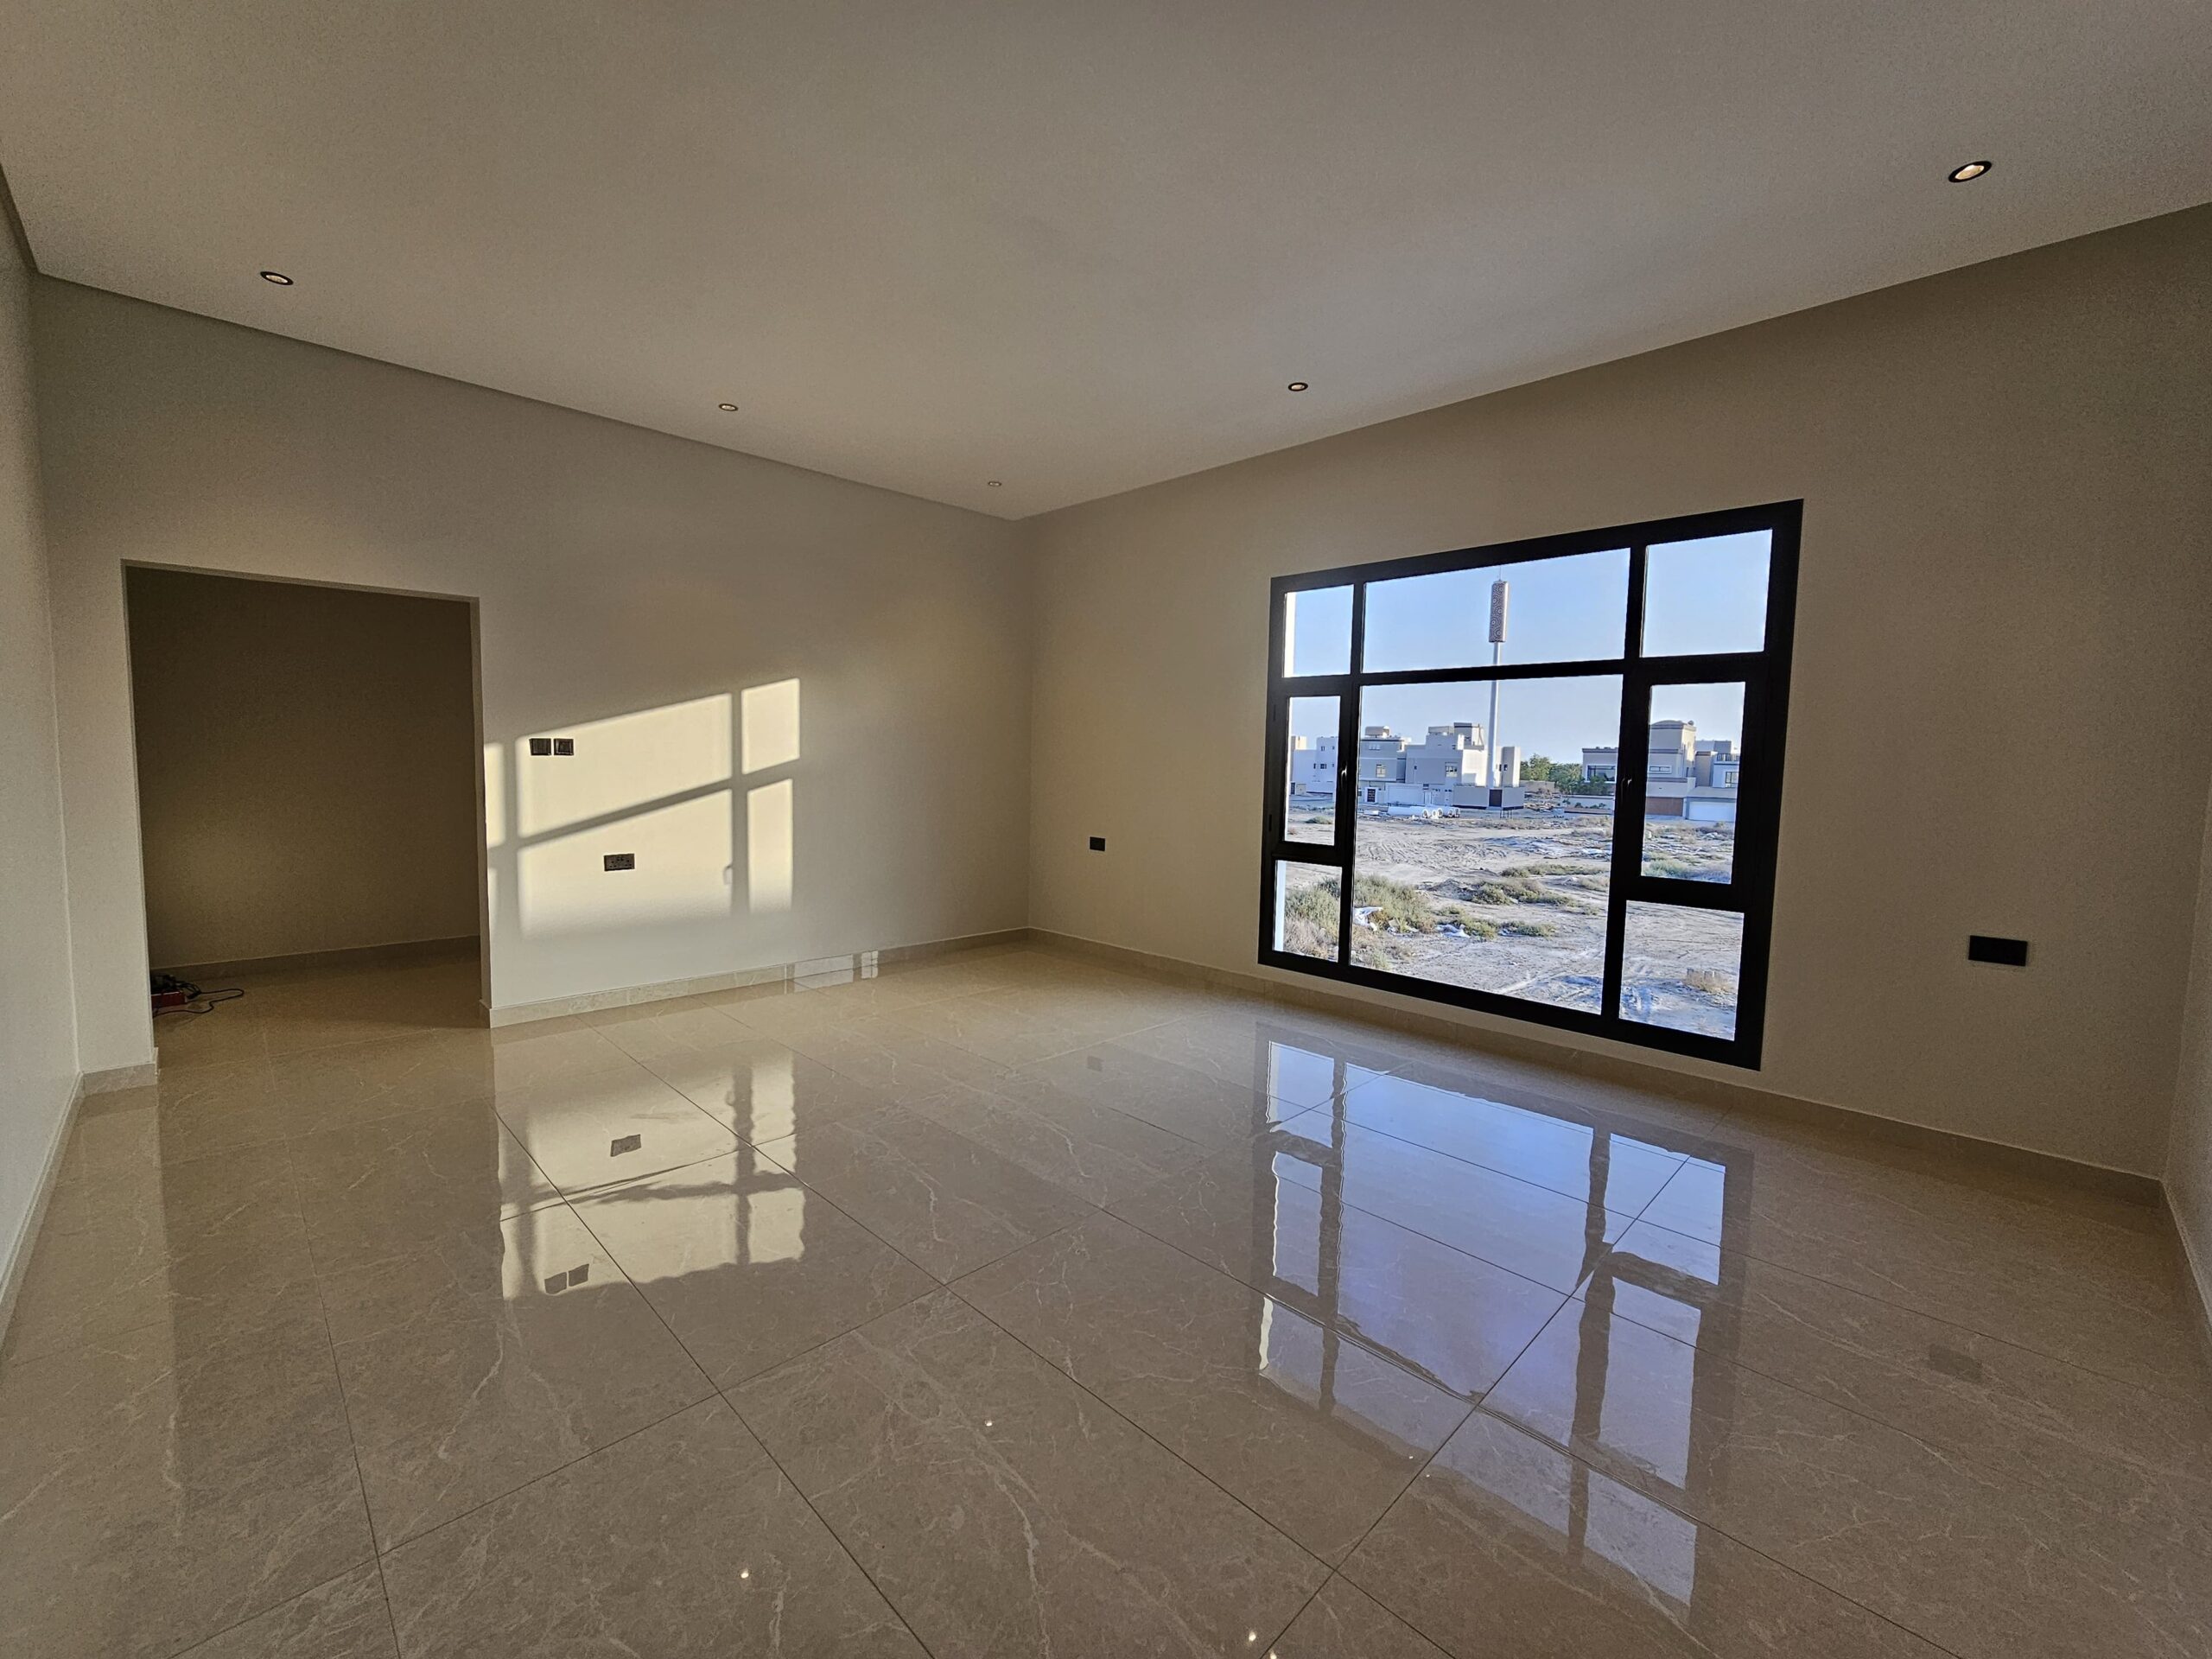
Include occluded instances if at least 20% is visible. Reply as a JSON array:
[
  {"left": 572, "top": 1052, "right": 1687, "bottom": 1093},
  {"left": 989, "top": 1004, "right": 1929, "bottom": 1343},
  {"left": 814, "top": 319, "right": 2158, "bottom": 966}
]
[{"left": 0, "top": 5, "right": 2207, "bottom": 1657}]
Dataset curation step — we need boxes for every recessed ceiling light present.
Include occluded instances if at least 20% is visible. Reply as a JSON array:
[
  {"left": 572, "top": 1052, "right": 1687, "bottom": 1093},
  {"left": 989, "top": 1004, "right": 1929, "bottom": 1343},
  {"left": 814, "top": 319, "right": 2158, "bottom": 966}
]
[
  {"left": 1947, "top": 160, "right": 1992, "bottom": 183},
  {"left": 1287, "top": 381, "right": 1310, "bottom": 392},
  {"left": 259, "top": 270, "right": 293, "bottom": 285},
  {"left": 986, "top": 480, "right": 1003, "bottom": 488},
  {"left": 716, "top": 402, "right": 740, "bottom": 412}
]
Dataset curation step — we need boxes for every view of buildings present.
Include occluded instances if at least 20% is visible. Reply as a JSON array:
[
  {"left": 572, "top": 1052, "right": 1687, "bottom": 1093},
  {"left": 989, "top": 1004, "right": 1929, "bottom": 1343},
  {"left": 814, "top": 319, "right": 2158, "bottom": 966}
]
[{"left": 1292, "top": 716, "right": 1741, "bottom": 820}]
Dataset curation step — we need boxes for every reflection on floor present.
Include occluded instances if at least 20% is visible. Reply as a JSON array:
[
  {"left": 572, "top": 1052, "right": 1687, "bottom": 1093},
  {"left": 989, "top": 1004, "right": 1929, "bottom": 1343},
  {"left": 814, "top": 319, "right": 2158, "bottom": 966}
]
[{"left": 3, "top": 942, "right": 2208, "bottom": 1656}]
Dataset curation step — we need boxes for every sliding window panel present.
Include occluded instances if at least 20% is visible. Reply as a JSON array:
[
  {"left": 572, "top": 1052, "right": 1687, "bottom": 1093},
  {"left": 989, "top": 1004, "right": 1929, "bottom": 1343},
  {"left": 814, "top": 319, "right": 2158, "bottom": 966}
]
[
  {"left": 1351, "top": 677, "right": 1621, "bottom": 1012},
  {"left": 1282, "top": 696, "right": 1341, "bottom": 846},
  {"left": 1618, "top": 901, "right": 1745, "bottom": 1039},
  {"left": 1638, "top": 682, "right": 1745, "bottom": 884},
  {"left": 1363, "top": 548, "right": 1630, "bottom": 673},
  {"left": 1272, "top": 861, "right": 1344, "bottom": 963}
]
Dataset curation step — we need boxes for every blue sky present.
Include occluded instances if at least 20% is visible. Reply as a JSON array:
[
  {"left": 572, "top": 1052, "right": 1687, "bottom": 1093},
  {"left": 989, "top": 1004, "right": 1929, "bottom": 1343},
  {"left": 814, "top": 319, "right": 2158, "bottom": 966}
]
[{"left": 1287, "top": 531, "right": 1767, "bottom": 760}]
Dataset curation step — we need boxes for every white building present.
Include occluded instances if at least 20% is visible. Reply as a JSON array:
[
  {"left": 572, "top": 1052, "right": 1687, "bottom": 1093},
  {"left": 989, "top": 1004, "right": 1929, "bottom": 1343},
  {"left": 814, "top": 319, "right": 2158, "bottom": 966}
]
[{"left": 1582, "top": 723, "right": 1742, "bottom": 819}]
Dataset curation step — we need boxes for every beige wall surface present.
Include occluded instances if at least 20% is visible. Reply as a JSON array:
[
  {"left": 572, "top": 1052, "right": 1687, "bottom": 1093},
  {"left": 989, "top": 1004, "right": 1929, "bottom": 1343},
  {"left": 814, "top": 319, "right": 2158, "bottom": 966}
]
[
  {"left": 125, "top": 566, "right": 479, "bottom": 968},
  {"left": 36, "top": 282, "right": 1033, "bottom": 1071},
  {"left": 2168, "top": 774, "right": 2212, "bottom": 1320},
  {"left": 0, "top": 233, "right": 79, "bottom": 1300},
  {"left": 1028, "top": 207, "right": 2212, "bottom": 1176}
]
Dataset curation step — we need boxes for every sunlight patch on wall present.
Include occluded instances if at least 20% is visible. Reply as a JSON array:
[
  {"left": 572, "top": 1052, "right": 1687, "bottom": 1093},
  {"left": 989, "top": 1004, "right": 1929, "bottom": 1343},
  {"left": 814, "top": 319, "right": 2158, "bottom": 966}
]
[
  {"left": 747, "top": 779, "right": 793, "bottom": 914},
  {"left": 741, "top": 678, "right": 800, "bottom": 775},
  {"left": 519, "top": 693, "right": 732, "bottom": 838},
  {"left": 483, "top": 741, "right": 506, "bottom": 849},
  {"left": 518, "top": 789, "right": 733, "bottom": 936}
]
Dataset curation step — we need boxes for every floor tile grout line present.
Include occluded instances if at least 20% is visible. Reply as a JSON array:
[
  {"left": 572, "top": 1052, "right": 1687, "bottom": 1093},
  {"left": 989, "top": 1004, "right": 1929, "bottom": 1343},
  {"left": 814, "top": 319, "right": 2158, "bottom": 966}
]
[
  {"left": 1615, "top": 1200, "right": 2211, "bottom": 1408},
  {"left": 549, "top": 1188, "right": 945, "bottom": 1659},
  {"left": 291, "top": 1199, "right": 407, "bottom": 1658},
  {"left": 933, "top": 1274, "right": 1340, "bottom": 1611}
]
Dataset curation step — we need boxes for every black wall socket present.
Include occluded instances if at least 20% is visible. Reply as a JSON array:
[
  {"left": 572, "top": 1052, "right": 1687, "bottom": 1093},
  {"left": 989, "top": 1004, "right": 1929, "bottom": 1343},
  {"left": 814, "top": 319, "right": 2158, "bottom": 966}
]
[
  {"left": 603, "top": 853, "right": 635, "bottom": 872},
  {"left": 1967, "top": 934, "right": 2029, "bottom": 967},
  {"left": 528, "top": 737, "right": 552, "bottom": 756},
  {"left": 1089, "top": 836, "right": 1107, "bottom": 851},
  {"left": 553, "top": 737, "right": 575, "bottom": 755}
]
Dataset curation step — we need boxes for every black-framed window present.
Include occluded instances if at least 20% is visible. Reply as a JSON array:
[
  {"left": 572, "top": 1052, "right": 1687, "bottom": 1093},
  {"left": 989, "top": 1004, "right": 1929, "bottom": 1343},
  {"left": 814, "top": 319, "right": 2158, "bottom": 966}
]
[{"left": 1260, "top": 501, "right": 1799, "bottom": 1067}]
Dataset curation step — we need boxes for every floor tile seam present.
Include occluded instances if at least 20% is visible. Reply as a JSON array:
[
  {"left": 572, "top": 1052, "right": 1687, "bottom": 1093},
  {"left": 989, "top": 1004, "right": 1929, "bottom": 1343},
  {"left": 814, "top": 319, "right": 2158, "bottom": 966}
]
[
  {"left": 1311, "top": 1281, "right": 1584, "bottom": 1655},
  {"left": 1619, "top": 1210, "right": 2210, "bottom": 1407},
  {"left": 161, "top": 1558, "right": 390, "bottom": 1659},
  {"left": 1262, "top": 1148, "right": 1638, "bottom": 1296},
  {"left": 1555, "top": 1279, "right": 2212, "bottom": 1503},
  {"left": 296, "top": 1230, "right": 406, "bottom": 1658},
  {"left": 946, "top": 1210, "right": 1519, "bottom": 1439},
  {"left": 1098, "top": 1168, "right": 1578, "bottom": 1343},
  {"left": 1334, "top": 1065, "right": 1713, "bottom": 1168},
  {"left": 1293, "top": 1104, "right": 1693, "bottom": 1215},
  {"left": 559, "top": 1205, "right": 947, "bottom": 1659},
  {"left": 702, "top": 1383, "right": 948, "bottom": 1659},
  {"left": 1452, "top": 1394, "right": 1974, "bottom": 1659},
  {"left": 362, "top": 1390, "right": 729, "bottom": 1564},
  {"left": 565, "top": 1138, "right": 990, "bottom": 1340},
  {"left": 934, "top": 1274, "right": 1342, "bottom": 1580}
]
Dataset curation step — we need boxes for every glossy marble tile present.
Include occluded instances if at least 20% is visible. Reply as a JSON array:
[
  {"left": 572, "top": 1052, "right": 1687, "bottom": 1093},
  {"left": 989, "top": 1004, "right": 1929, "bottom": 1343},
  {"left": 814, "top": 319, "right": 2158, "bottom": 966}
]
[
  {"left": 640, "top": 1035, "right": 896, "bottom": 1144},
  {"left": 1274, "top": 1112, "right": 1632, "bottom": 1294},
  {"left": 289, "top": 1101, "right": 559, "bottom": 1272},
  {"left": 741, "top": 1008, "right": 1017, "bottom": 1099},
  {"left": 1593, "top": 1218, "right": 2212, "bottom": 1503},
  {"left": 178, "top": 1564, "right": 396, "bottom": 1659},
  {"left": 1637, "top": 1132, "right": 2211, "bottom": 1399},
  {"left": 1111, "top": 1007, "right": 1404, "bottom": 1108},
  {"left": 582, "top": 995, "right": 753, "bottom": 1064},
  {"left": 322, "top": 1203, "right": 711, "bottom": 1548},
  {"left": 0, "top": 1306, "right": 374, "bottom": 1659},
  {"left": 490, "top": 1065, "right": 740, "bottom": 1197},
  {"left": 754, "top": 1106, "right": 1092, "bottom": 1281},
  {"left": 3, "top": 1141, "right": 315, "bottom": 1367},
  {"left": 382, "top": 1398, "right": 924, "bottom": 1656},
  {"left": 1268, "top": 1576, "right": 1451, "bottom": 1659},
  {"left": 960, "top": 1215, "right": 1469, "bottom": 1560},
  {"left": 1482, "top": 1300, "right": 2212, "bottom": 1659},
  {"left": 734, "top": 1291, "right": 1327, "bottom": 1657},
  {"left": 1105, "top": 1137, "right": 1569, "bottom": 1398},
  {"left": 1335, "top": 1069, "right": 1690, "bottom": 1213},
  {"left": 1347, "top": 1409, "right": 1948, "bottom": 1657},
  {"left": 13, "top": 944, "right": 2209, "bottom": 1659},
  {"left": 1020, "top": 1039, "right": 1315, "bottom": 1150},
  {"left": 907, "top": 1069, "right": 1209, "bottom": 1205},
  {"left": 573, "top": 1151, "right": 936, "bottom": 1384}
]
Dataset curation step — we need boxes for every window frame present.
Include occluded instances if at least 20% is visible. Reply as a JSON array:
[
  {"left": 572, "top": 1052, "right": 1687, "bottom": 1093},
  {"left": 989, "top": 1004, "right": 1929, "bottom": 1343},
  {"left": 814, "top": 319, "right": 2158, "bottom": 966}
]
[{"left": 1258, "top": 499, "right": 1800, "bottom": 1068}]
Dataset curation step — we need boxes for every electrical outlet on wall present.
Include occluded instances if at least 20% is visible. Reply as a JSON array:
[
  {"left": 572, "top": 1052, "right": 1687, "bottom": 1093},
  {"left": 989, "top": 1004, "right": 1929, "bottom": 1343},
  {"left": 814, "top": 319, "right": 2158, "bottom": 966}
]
[{"left": 603, "top": 853, "right": 635, "bottom": 872}]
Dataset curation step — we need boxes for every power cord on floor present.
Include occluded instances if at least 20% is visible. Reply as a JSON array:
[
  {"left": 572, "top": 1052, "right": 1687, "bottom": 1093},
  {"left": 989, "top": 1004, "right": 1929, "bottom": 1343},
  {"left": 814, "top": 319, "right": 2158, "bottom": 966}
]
[{"left": 151, "top": 971, "right": 248, "bottom": 1018}]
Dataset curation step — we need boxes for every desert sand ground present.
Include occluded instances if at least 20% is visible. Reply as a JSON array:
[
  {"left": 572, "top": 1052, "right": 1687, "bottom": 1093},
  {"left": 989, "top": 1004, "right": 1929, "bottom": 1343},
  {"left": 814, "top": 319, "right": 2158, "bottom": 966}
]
[{"left": 1281, "top": 805, "right": 1742, "bottom": 1038}]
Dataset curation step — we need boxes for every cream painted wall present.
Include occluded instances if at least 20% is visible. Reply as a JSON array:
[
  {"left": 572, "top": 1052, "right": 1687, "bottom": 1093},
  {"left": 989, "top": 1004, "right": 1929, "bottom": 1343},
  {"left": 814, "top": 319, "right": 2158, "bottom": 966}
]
[
  {"left": 0, "top": 233, "right": 79, "bottom": 1298},
  {"left": 36, "top": 282, "right": 1033, "bottom": 1071},
  {"left": 1028, "top": 207, "right": 2212, "bottom": 1177},
  {"left": 125, "top": 567, "right": 479, "bottom": 968},
  {"left": 2167, "top": 774, "right": 2212, "bottom": 1318}
]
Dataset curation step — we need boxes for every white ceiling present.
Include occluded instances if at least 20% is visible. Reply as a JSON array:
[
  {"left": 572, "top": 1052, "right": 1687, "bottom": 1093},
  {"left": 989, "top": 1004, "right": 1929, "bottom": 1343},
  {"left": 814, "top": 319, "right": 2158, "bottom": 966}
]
[{"left": 4, "top": 2, "right": 2207, "bottom": 518}]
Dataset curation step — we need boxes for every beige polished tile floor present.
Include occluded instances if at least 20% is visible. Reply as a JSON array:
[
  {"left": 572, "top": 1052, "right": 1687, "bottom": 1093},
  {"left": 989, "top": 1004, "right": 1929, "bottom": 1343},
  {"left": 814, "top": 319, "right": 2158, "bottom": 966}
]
[{"left": 4, "top": 943, "right": 2209, "bottom": 1657}]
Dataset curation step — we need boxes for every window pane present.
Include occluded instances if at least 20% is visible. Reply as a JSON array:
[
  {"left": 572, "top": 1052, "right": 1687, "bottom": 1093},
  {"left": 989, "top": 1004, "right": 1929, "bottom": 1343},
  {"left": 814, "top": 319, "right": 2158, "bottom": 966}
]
[
  {"left": 1640, "top": 683, "right": 1743, "bottom": 882},
  {"left": 1273, "top": 861, "right": 1341, "bottom": 962},
  {"left": 1283, "top": 586, "right": 1351, "bottom": 677},
  {"left": 1619, "top": 902, "right": 1744, "bottom": 1039},
  {"left": 1284, "top": 696, "right": 1338, "bottom": 844},
  {"left": 1643, "top": 531, "right": 1769, "bottom": 657},
  {"left": 1350, "top": 677, "right": 1620, "bottom": 1011},
  {"left": 1363, "top": 548, "right": 1628, "bottom": 673}
]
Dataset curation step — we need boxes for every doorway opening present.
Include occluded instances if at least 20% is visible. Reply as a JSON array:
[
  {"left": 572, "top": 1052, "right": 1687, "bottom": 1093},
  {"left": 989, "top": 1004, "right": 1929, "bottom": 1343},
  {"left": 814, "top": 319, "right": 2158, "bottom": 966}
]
[{"left": 122, "top": 566, "right": 486, "bottom": 1059}]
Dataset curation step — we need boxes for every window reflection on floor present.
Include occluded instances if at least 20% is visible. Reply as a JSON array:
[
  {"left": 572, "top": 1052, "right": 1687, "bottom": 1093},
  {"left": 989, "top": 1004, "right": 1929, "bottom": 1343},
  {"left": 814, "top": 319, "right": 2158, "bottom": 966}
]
[{"left": 1241, "top": 1020, "right": 1736, "bottom": 1617}]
